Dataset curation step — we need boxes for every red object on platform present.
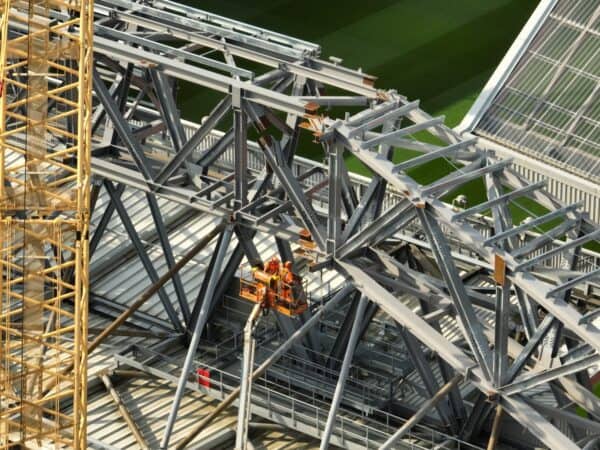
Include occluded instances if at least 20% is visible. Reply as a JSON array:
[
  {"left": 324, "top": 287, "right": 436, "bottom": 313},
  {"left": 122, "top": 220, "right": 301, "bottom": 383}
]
[{"left": 197, "top": 368, "right": 211, "bottom": 388}]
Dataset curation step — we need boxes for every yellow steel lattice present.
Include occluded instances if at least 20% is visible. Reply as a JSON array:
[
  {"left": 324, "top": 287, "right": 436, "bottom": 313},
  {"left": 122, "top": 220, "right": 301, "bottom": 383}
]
[{"left": 0, "top": 0, "right": 92, "bottom": 448}]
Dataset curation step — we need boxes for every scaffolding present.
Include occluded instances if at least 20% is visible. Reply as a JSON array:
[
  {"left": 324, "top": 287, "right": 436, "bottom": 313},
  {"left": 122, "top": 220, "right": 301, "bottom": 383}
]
[{"left": 0, "top": 0, "right": 92, "bottom": 448}]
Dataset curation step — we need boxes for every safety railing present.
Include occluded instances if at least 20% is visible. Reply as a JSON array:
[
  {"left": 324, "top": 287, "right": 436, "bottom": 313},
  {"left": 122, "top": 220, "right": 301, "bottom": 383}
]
[{"left": 120, "top": 344, "right": 483, "bottom": 450}]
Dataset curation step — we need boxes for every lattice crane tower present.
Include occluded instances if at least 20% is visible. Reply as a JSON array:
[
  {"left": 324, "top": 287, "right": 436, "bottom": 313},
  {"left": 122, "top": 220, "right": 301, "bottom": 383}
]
[{"left": 0, "top": 0, "right": 92, "bottom": 448}]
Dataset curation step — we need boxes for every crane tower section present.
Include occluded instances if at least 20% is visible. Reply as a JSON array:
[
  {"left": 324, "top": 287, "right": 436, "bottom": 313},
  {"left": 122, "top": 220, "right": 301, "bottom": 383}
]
[{"left": 0, "top": 0, "right": 92, "bottom": 448}]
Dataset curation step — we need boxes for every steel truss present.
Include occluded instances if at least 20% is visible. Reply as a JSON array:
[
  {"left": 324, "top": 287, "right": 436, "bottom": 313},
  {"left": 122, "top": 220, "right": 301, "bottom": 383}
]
[{"left": 5, "top": 0, "right": 600, "bottom": 448}]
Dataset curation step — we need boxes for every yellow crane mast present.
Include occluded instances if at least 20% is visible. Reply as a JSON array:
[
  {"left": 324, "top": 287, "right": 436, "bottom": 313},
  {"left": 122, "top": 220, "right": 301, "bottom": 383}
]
[{"left": 0, "top": 0, "right": 92, "bottom": 448}]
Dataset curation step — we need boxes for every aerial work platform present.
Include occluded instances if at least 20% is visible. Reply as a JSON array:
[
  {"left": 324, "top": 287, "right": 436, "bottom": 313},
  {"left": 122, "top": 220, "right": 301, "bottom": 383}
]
[{"left": 239, "top": 257, "right": 308, "bottom": 316}]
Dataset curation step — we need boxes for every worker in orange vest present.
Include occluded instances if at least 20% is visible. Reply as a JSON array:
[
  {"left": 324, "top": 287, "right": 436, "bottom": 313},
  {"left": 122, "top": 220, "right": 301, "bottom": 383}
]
[
  {"left": 281, "top": 261, "right": 294, "bottom": 284},
  {"left": 279, "top": 261, "right": 295, "bottom": 305},
  {"left": 264, "top": 256, "right": 280, "bottom": 275}
]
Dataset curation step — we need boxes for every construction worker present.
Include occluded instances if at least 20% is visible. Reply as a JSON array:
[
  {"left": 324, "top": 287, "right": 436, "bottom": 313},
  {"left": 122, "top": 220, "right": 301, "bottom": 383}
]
[
  {"left": 279, "top": 261, "right": 295, "bottom": 306},
  {"left": 264, "top": 256, "right": 280, "bottom": 275},
  {"left": 256, "top": 282, "right": 267, "bottom": 304},
  {"left": 281, "top": 261, "right": 294, "bottom": 285}
]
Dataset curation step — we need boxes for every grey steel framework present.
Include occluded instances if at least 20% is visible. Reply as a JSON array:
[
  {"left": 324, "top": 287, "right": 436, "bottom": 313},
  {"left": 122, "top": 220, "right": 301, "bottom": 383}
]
[
  {"left": 462, "top": 0, "right": 599, "bottom": 184},
  {"left": 4, "top": 0, "right": 600, "bottom": 448}
]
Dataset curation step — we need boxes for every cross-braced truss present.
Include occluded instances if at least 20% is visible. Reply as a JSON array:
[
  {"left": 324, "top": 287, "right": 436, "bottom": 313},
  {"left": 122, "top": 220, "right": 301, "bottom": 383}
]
[{"left": 5, "top": 0, "right": 600, "bottom": 449}]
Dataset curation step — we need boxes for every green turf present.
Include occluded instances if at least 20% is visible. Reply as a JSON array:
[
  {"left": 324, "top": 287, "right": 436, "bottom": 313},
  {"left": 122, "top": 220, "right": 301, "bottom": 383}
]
[{"left": 177, "top": 0, "right": 539, "bottom": 219}]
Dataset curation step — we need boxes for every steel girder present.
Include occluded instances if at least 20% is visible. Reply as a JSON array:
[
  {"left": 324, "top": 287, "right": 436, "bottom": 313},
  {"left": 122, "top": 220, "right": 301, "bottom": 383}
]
[{"left": 5, "top": 1, "right": 600, "bottom": 448}]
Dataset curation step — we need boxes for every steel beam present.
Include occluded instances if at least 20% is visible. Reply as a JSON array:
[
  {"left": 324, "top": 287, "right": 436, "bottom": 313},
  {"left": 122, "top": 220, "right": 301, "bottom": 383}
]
[
  {"left": 380, "top": 375, "right": 463, "bottom": 450},
  {"left": 505, "top": 314, "right": 555, "bottom": 383},
  {"left": 259, "top": 137, "right": 326, "bottom": 249},
  {"left": 100, "top": 373, "right": 149, "bottom": 450},
  {"left": 161, "top": 225, "right": 233, "bottom": 449},
  {"left": 93, "top": 36, "right": 314, "bottom": 116},
  {"left": 392, "top": 138, "right": 477, "bottom": 173},
  {"left": 153, "top": 97, "right": 232, "bottom": 187},
  {"left": 417, "top": 208, "right": 493, "bottom": 380},
  {"left": 335, "top": 260, "right": 486, "bottom": 385},
  {"left": 398, "top": 327, "right": 457, "bottom": 431},
  {"left": 145, "top": 193, "right": 191, "bottom": 324},
  {"left": 502, "top": 353, "right": 600, "bottom": 396},
  {"left": 89, "top": 183, "right": 125, "bottom": 257},
  {"left": 501, "top": 396, "right": 579, "bottom": 450},
  {"left": 104, "top": 180, "right": 183, "bottom": 332},
  {"left": 149, "top": 69, "right": 187, "bottom": 151},
  {"left": 93, "top": 69, "right": 155, "bottom": 182},
  {"left": 320, "top": 295, "right": 368, "bottom": 449}
]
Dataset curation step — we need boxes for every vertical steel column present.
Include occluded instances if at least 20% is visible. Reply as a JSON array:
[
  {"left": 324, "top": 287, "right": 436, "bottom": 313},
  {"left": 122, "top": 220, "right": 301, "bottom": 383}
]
[
  {"left": 485, "top": 171, "right": 536, "bottom": 340},
  {"left": 161, "top": 225, "right": 233, "bottom": 449},
  {"left": 494, "top": 284, "right": 510, "bottom": 386},
  {"left": 233, "top": 88, "right": 248, "bottom": 210},
  {"left": 320, "top": 296, "right": 368, "bottom": 449},
  {"left": 327, "top": 143, "right": 342, "bottom": 254}
]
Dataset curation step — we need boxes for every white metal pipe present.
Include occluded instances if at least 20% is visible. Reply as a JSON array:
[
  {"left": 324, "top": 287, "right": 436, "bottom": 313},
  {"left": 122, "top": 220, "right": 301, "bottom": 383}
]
[{"left": 235, "top": 303, "right": 262, "bottom": 450}]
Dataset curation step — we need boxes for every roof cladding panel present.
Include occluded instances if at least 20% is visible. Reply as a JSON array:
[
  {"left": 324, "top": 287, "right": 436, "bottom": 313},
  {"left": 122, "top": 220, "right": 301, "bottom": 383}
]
[{"left": 474, "top": 0, "right": 600, "bottom": 183}]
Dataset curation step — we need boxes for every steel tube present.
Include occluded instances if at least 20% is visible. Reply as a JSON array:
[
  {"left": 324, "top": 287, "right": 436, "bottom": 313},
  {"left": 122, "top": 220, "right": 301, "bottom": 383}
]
[
  {"left": 161, "top": 225, "right": 233, "bottom": 449},
  {"left": 320, "top": 295, "right": 368, "bottom": 449},
  {"left": 486, "top": 405, "right": 504, "bottom": 450},
  {"left": 100, "top": 373, "right": 149, "bottom": 450}
]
